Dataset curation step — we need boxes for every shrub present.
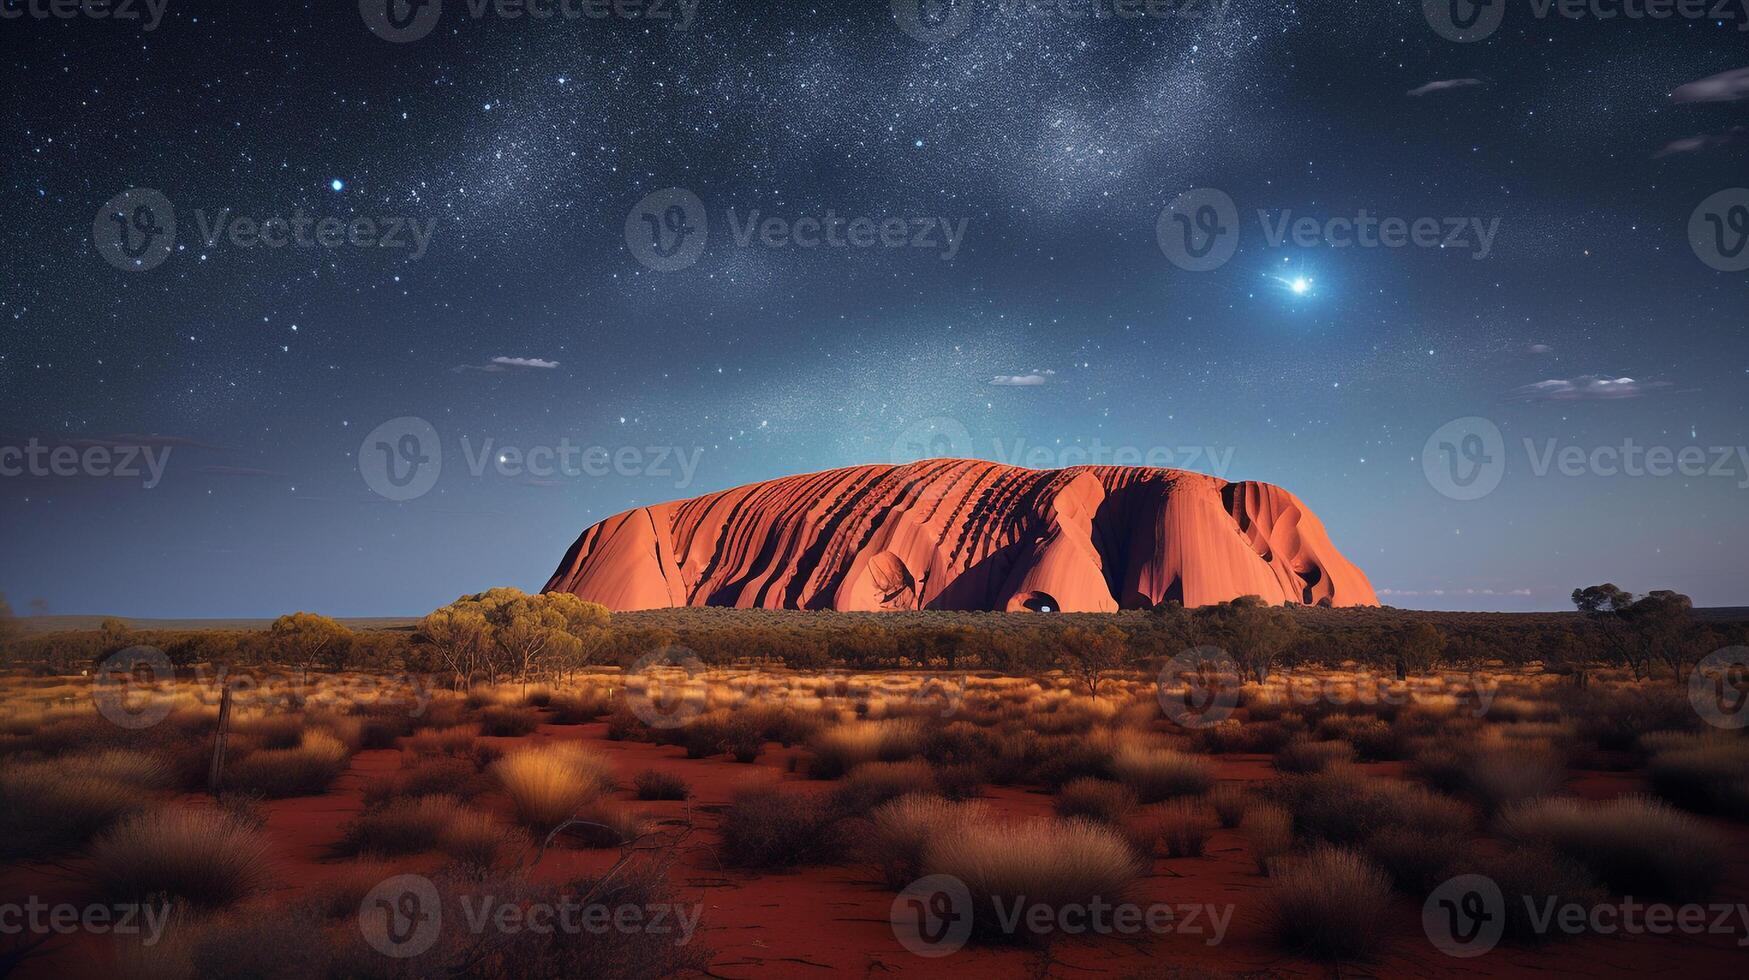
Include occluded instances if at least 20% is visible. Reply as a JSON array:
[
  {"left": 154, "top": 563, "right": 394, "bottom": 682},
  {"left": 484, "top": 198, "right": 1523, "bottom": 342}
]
[
  {"left": 865, "top": 795, "right": 987, "bottom": 888},
  {"left": 545, "top": 688, "right": 615, "bottom": 724},
  {"left": 476, "top": 704, "right": 543, "bottom": 737},
  {"left": 1364, "top": 826, "right": 1463, "bottom": 892},
  {"left": 337, "top": 795, "right": 470, "bottom": 856},
  {"left": 632, "top": 769, "right": 691, "bottom": 801},
  {"left": 1242, "top": 804, "right": 1293, "bottom": 875},
  {"left": 1053, "top": 778, "right": 1136, "bottom": 825},
  {"left": 564, "top": 802, "right": 650, "bottom": 848},
  {"left": 807, "top": 719, "right": 928, "bottom": 779},
  {"left": 935, "top": 762, "right": 986, "bottom": 801},
  {"left": 1273, "top": 739, "right": 1355, "bottom": 774},
  {"left": 1647, "top": 742, "right": 1749, "bottom": 818},
  {"left": 920, "top": 815, "right": 1144, "bottom": 944},
  {"left": 1209, "top": 782, "right": 1249, "bottom": 828},
  {"left": 1109, "top": 744, "right": 1213, "bottom": 803},
  {"left": 720, "top": 785, "right": 846, "bottom": 868},
  {"left": 86, "top": 807, "right": 270, "bottom": 908},
  {"left": 0, "top": 767, "right": 144, "bottom": 860},
  {"left": 364, "top": 755, "right": 494, "bottom": 808},
  {"left": 831, "top": 760, "right": 938, "bottom": 815},
  {"left": 1499, "top": 795, "right": 1725, "bottom": 901},
  {"left": 492, "top": 742, "right": 617, "bottom": 834},
  {"left": 1265, "top": 846, "right": 1390, "bottom": 959},
  {"left": 1472, "top": 846, "right": 1606, "bottom": 944},
  {"left": 406, "top": 724, "right": 481, "bottom": 756},
  {"left": 1280, "top": 767, "right": 1470, "bottom": 847},
  {"left": 1157, "top": 800, "right": 1210, "bottom": 858},
  {"left": 1465, "top": 748, "right": 1564, "bottom": 815},
  {"left": 438, "top": 810, "right": 525, "bottom": 870},
  {"left": 223, "top": 730, "right": 350, "bottom": 798}
]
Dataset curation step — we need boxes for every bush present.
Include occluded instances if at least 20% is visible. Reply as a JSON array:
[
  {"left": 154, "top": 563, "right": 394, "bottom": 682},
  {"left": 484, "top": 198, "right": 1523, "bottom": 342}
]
[
  {"left": 865, "top": 795, "right": 987, "bottom": 888},
  {"left": 1364, "top": 826, "right": 1463, "bottom": 892},
  {"left": 223, "top": 730, "right": 351, "bottom": 798},
  {"left": 1499, "top": 795, "right": 1725, "bottom": 901},
  {"left": 935, "top": 762, "right": 986, "bottom": 801},
  {"left": 364, "top": 755, "right": 494, "bottom": 807},
  {"left": 1243, "top": 803, "right": 1293, "bottom": 875},
  {"left": 1265, "top": 846, "right": 1391, "bottom": 959},
  {"left": 476, "top": 704, "right": 543, "bottom": 737},
  {"left": 438, "top": 809, "right": 526, "bottom": 870},
  {"left": 492, "top": 742, "right": 617, "bottom": 834},
  {"left": 338, "top": 795, "right": 470, "bottom": 856},
  {"left": 406, "top": 724, "right": 481, "bottom": 756},
  {"left": 1109, "top": 744, "right": 1213, "bottom": 803},
  {"left": 0, "top": 766, "right": 145, "bottom": 861},
  {"left": 1647, "top": 742, "right": 1749, "bottom": 818},
  {"left": 1157, "top": 800, "right": 1210, "bottom": 858},
  {"left": 807, "top": 719, "right": 928, "bottom": 779},
  {"left": 564, "top": 802, "right": 649, "bottom": 848},
  {"left": 831, "top": 760, "right": 938, "bottom": 815},
  {"left": 1472, "top": 846, "right": 1606, "bottom": 944},
  {"left": 920, "top": 815, "right": 1144, "bottom": 944},
  {"left": 632, "top": 769, "right": 691, "bottom": 801},
  {"left": 1053, "top": 778, "right": 1136, "bottom": 825},
  {"left": 1273, "top": 739, "right": 1355, "bottom": 774},
  {"left": 86, "top": 807, "right": 270, "bottom": 908},
  {"left": 1209, "top": 782, "right": 1250, "bottom": 828},
  {"left": 1465, "top": 748, "right": 1564, "bottom": 815},
  {"left": 720, "top": 785, "right": 846, "bottom": 868}
]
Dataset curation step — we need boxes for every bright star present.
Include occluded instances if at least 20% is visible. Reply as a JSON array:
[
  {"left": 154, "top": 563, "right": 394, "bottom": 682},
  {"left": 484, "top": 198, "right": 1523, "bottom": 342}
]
[
  {"left": 329, "top": 179, "right": 345, "bottom": 192},
  {"left": 1290, "top": 277, "right": 1310, "bottom": 294}
]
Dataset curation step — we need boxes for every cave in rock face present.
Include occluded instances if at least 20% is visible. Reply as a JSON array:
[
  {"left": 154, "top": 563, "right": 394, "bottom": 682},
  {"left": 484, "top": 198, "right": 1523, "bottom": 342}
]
[{"left": 543, "top": 460, "right": 1378, "bottom": 612}]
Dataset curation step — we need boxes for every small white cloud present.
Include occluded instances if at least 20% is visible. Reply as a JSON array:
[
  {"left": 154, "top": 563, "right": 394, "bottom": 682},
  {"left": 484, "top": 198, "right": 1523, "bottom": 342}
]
[
  {"left": 1670, "top": 66, "right": 1749, "bottom": 104},
  {"left": 989, "top": 369, "right": 1055, "bottom": 387},
  {"left": 491, "top": 356, "right": 559, "bottom": 369},
  {"left": 1407, "top": 78, "right": 1483, "bottom": 97},
  {"left": 1526, "top": 343, "right": 1553, "bottom": 354},
  {"left": 453, "top": 355, "right": 561, "bottom": 374},
  {"left": 1508, "top": 374, "right": 1669, "bottom": 402}
]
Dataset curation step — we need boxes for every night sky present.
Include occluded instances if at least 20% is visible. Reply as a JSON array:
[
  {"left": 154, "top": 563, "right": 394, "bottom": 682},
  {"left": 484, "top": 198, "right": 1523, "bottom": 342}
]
[{"left": 3, "top": 0, "right": 1746, "bottom": 618}]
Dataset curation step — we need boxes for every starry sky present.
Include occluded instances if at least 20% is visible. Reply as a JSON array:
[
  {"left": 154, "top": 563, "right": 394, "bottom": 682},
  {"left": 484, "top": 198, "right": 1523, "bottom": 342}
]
[{"left": 3, "top": 0, "right": 1746, "bottom": 617}]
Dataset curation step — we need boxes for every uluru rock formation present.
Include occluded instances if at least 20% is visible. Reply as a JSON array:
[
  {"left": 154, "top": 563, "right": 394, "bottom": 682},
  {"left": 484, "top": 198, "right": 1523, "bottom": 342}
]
[{"left": 543, "top": 460, "right": 1378, "bottom": 612}]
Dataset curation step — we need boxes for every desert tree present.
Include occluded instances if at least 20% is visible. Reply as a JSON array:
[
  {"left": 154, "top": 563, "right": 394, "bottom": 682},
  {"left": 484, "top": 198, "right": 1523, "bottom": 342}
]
[
  {"left": 0, "top": 594, "right": 18, "bottom": 658},
  {"left": 1058, "top": 625, "right": 1126, "bottom": 696},
  {"left": 1196, "top": 596, "right": 1300, "bottom": 683},
  {"left": 268, "top": 612, "right": 353, "bottom": 670},
  {"left": 1572, "top": 583, "right": 1643, "bottom": 677},
  {"left": 419, "top": 603, "right": 492, "bottom": 689}
]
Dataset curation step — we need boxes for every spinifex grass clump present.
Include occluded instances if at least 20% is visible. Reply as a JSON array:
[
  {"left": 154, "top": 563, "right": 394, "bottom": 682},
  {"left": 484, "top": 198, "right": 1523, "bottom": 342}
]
[
  {"left": 87, "top": 807, "right": 270, "bottom": 909},
  {"left": 491, "top": 742, "right": 616, "bottom": 834}
]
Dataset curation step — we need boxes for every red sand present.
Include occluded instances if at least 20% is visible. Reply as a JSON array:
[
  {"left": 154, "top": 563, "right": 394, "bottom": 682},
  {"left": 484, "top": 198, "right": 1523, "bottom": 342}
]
[{"left": 7, "top": 723, "right": 1748, "bottom": 978}]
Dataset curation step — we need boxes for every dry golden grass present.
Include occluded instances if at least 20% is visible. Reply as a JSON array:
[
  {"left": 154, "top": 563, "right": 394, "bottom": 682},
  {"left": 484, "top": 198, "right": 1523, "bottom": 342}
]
[
  {"left": 1053, "top": 778, "right": 1136, "bottom": 825},
  {"left": 338, "top": 794, "right": 471, "bottom": 856},
  {"left": 224, "top": 729, "right": 350, "bottom": 798},
  {"left": 1209, "top": 782, "right": 1250, "bottom": 828},
  {"left": 491, "top": 741, "right": 616, "bottom": 833},
  {"left": 865, "top": 795, "right": 989, "bottom": 888},
  {"left": 0, "top": 767, "right": 146, "bottom": 860},
  {"left": 86, "top": 807, "right": 270, "bottom": 909}
]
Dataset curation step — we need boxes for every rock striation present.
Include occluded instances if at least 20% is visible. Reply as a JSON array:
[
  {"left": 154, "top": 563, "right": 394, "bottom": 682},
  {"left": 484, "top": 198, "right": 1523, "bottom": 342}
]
[{"left": 543, "top": 460, "right": 1377, "bottom": 612}]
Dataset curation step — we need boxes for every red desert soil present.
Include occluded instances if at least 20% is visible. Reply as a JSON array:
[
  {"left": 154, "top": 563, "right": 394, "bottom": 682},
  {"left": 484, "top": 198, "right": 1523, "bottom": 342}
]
[
  {"left": 9, "top": 723, "right": 1748, "bottom": 979},
  {"left": 544, "top": 460, "right": 1378, "bottom": 613}
]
